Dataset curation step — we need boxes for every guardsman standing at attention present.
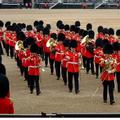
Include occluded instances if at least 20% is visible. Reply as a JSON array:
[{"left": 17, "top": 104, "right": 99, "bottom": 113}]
[{"left": 100, "top": 43, "right": 116, "bottom": 105}]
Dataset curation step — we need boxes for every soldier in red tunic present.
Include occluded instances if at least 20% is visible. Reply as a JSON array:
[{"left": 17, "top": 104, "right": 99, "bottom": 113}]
[
  {"left": 25, "top": 25, "right": 35, "bottom": 38},
  {"left": 96, "top": 26, "right": 104, "bottom": 40},
  {"left": 0, "top": 74, "right": 14, "bottom": 114},
  {"left": 100, "top": 43, "right": 116, "bottom": 105},
  {"left": 94, "top": 38, "right": 103, "bottom": 79},
  {"left": 27, "top": 43, "right": 42, "bottom": 95},
  {"left": 0, "top": 20, "right": 4, "bottom": 55},
  {"left": 66, "top": 40, "right": 81, "bottom": 94},
  {"left": 43, "top": 28, "right": 50, "bottom": 67},
  {"left": 55, "top": 33, "right": 65, "bottom": 80},
  {"left": 61, "top": 39, "right": 70, "bottom": 85},
  {"left": 49, "top": 33, "right": 57, "bottom": 75}
]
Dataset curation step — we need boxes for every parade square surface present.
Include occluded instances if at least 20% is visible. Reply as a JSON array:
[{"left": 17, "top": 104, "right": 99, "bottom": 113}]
[{"left": 0, "top": 9, "right": 120, "bottom": 114}]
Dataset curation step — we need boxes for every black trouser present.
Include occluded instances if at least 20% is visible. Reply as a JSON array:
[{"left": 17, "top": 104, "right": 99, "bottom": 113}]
[
  {"left": 23, "top": 67, "right": 28, "bottom": 80},
  {"left": 0, "top": 42, "right": 4, "bottom": 55},
  {"left": 68, "top": 72, "right": 79, "bottom": 93},
  {"left": 6, "top": 44, "right": 10, "bottom": 56},
  {"left": 44, "top": 52, "right": 50, "bottom": 67},
  {"left": 103, "top": 80, "right": 114, "bottom": 103},
  {"left": 86, "top": 57, "right": 94, "bottom": 74},
  {"left": 82, "top": 56, "right": 87, "bottom": 68},
  {"left": 61, "top": 67, "right": 67, "bottom": 85},
  {"left": 40, "top": 47, "right": 44, "bottom": 61},
  {"left": 55, "top": 61, "right": 61, "bottom": 79},
  {"left": 116, "top": 72, "right": 120, "bottom": 92},
  {"left": 19, "top": 60, "right": 24, "bottom": 76},
  {"left": 16, "top": 56, "right": 20, "bottom": 68},
  {"left": 10, "top": 46, "right": 14, "bottom": 59},
  {"left": 2, "top": 40, "right": 6, "bottom": 49},
  {"left": 95, "top": 63, "right": 102, "bottom": 78},
  {"left": 50, "top": 58, "right": 54, "bottom": 74},
  {"left": 29, "top": 75, "right": 40, "bottom": 94}
]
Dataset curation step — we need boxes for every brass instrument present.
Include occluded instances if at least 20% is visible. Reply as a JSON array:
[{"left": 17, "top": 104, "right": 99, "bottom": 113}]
[
  {"left": 46, "top": 38, "right": 58, "bottom": 48},
  {"left": 15, "top": 41, "right": 24, "bottom": 51},
  {"left": 81, "top": 35, "right": 89, "bottom": 44}
]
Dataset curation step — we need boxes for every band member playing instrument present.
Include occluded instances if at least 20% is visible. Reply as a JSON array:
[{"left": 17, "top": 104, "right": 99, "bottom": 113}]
[
  {"left": 100, "top": 43, "right": 116, "bottom": 105},
  {"left": 0, "top": 74, "right": 14, "bottom": 114},
  {"left": 55, "top": 33, "right": 65, "bottom": 80},
  {"left": 27, "top": 43, "right": 42, "bottom": 95},
  {"left": 49, "top": 33, "right": 57, "bottom": 75},
  {"left": 43, "top": 28, "right": 50, "bottom": 67},
  {"left": 66, "top": 40, "right": 81, "bottom": 94},
  {"left": 94, "top": 38, "right": 103, "bottom": 79}
]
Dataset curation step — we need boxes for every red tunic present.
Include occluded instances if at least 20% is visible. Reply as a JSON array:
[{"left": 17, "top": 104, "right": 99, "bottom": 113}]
[
  {"left": 35, "top": 33, "right": 43, "bottom": 47},
  {"left": 43, "top": 36, "right": 51, "bottom": 53},
  {"left": 67, "top": 51, "right": 80, "bottom": 73},
  {"left": 0, "top": 97, "right": 14, "bottom": 114},
  {"left": 0, "top": 29, "right": 4, "bottom": 41},
  {"left": 55, "top": 43, "right": 65, "bottom": 62},
  {"left": 96, "top": 33, "right": 104, "bottom": 39},
  {"left": 5, "top": 31, "right": 11, "bottom": 45},
  {"left": 100, "top": 57, "right": 115, "bottom": 81},
  {"left": 94, "top": 47, "right": 104, "bottom": 64},
  {"left": 22, "top": 49, "right": 31, "bottom": 67},
  {"left": 9, "top": 32, "right": 16, "bottom": 47},
  {"left": 25, "top": 31, "right": 35, "bottom": 38},
  {"left": 28, "top": 54, "right": 41, "bottom": 76},
  {"left": 109, "top": 35, "right": 116, "bottom": 44},
  {"left": 116, "top": 51, "right": 120, "bottom": 72}
]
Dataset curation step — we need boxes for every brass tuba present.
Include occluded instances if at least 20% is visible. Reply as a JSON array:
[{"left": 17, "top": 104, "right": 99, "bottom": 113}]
[{"left": 46, "top": 38, "right": 57, "bottom": 48}]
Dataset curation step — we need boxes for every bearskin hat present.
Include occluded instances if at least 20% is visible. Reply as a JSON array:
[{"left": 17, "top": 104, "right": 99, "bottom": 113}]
[
  {"left": 21, "top": 23, "right": 26, "bottom": 29},
  {"left": 70, "top": 40, "right": 77, "bottom": 48},
  {"left": 75, "top": 28, "right": 80, "bottom": 34},
  {"left": 103, "top": 43, "right": 113, "bottom": 54},
  {"left": 79, "top": 29, "right": 84, "bottom": 36},
  {"left": 58, "top": 33, "right": 65, "bottom": 41},
  {"left": 25, "top": 37, "right": 35, "bottom": 46},
  {"left": 82, "top": 30, "right": 88, "bottom": 38},
  {"left": 46, "top": 24, "right": 51, "bottom": 30},
  {"left": 70, "top": 25, "right": 76, "bottom": 32},
  {"left": 17, "top": 31, "right": 26, "bottom": 41},
  {"left": 0, "top": 74, "right": 9, "bottom": 98},
  {"left": 109, "top": 28, "right": 114, "bottom": 35},
  {"left": 5, "top": 21, "right": 11, "bottom": 28},
  {"left": 30, "top": 43, "right": 39, "bottom": 54},
  {"left": 63, "top": 39, "right": 70, "bottom": 47},
  {"left": 0, "top": 20, "right": 4, "bottom": 27},
  {"left": 56, "top": 20, "right": 63, "bottom": 28},
  {"left": 36, "top": 25, "right": 44, "bottom": 32},
  {"left": 43, "top": 28, "right": 50, "bottom": 35},
  {"left": 34, "top": 20, "right": 39, "bottom": 27},
  {"left": 86, "top": 23, "right": 92, "bottom": 31},
  {"left": 26, "top": 25, "right": 33, "bottom": 31},
  {"left": 97, "top": 26, "right": 103, "bottom": 33},
  {"left": 58, "top": 24, "right": 64, "bottom": 30},
  {"left": 51, "top": 33, "right": 57, "bottom": 40},
  {"left": 75, "top": 21, "right": 80, "bottom": 28},
  {"left": 112, "top": 42, "right": 119, "bottom": 51},
  {"left": 116, "top": 29, "right": 120, "bottom": 36},
  {"left": 88, "top": 30, "right": 95, "bottom": 39},
  {"left": 103, "top": 28, "right": 109, "bottom": 35},
  {"left": 95, "top": 38, "right": 103, "bottom": 48},
  {"left": 64, "top": 24, "right": 70, "bottom": 31},
  {"left": 102, "top": 39, "right": 110, "bottom": 46},
  {"left": 38, "top": 20, "right": 44, "bottom": 26}
]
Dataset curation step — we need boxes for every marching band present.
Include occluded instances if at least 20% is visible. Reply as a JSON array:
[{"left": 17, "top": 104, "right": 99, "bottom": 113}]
[{"left": 0, "top": 19, "right": 120, "bottom": 106}]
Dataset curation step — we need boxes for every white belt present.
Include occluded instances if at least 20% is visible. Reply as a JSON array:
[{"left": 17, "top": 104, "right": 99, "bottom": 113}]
[
  {"left": 68, "top": 62, "right": 78, "bottom": 64},
  {"left": 29, "top": 66, "right": 40, "bottom": 68},
  {"left": 94, "top": 55, "right": 101, "bottom": 58}
]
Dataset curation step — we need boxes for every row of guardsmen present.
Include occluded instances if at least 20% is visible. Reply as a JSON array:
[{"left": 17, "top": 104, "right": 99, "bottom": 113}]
[{"left": 0, "top": 20, "right": 120, "bottom": 106}]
